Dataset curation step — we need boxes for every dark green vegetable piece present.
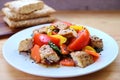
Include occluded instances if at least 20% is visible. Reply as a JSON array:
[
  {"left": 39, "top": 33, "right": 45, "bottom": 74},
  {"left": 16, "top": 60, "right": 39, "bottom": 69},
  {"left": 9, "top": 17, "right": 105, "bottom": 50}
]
[
  {"left": 94, "top": 47, "right": 103, "bottom": 53},
  {"left": 48, "top": 41, "right": 61, "bottom": 55}
]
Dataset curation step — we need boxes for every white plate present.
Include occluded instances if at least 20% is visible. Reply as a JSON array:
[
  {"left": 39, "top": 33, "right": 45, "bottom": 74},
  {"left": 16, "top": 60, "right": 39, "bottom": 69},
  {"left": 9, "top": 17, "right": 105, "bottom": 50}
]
[{"left": 2, "top": 24, "right": 119, "bottom": 78}]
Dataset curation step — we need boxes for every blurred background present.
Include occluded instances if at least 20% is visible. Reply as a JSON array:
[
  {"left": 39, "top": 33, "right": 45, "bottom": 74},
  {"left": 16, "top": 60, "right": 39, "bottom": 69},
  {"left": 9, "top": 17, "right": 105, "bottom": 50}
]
[{"left": 0, "top": 0, "right": 120, "bottom": 10}]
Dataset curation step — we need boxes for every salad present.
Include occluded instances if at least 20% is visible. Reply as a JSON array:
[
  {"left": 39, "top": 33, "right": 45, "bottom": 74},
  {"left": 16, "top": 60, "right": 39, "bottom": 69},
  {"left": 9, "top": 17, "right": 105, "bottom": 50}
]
[{"left": 18, "top": 21, "right": 103, "bottom": 68}]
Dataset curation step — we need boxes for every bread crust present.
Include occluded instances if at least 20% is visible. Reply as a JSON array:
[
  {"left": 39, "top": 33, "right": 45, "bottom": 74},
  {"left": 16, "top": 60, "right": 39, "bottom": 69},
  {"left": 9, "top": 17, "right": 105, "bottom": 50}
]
[{"left": 4, "top": 16, "right": 56, "bottom": 28}]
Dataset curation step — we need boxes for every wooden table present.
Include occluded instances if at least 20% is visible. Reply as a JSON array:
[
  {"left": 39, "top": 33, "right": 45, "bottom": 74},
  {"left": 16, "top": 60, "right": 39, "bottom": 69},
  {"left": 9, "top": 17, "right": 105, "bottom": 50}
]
[{"left": 0, "top": 11, "right": 120, "bottom": 80}]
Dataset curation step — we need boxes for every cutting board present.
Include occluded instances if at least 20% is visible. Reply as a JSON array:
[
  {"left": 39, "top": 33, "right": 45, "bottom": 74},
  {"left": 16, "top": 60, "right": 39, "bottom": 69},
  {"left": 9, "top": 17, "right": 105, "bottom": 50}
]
[{"left": 0, "top": 14, "right": 26, "bottom": 38}]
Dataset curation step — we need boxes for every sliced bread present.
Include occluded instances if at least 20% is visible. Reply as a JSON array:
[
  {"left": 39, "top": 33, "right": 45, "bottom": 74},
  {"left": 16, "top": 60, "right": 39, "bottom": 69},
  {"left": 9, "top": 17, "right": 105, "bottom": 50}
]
[
  {"left": 2, "top": 5, "right": 55, "bottom": 21},
  {"left": 4, "top": 0, "right": 44, "bottom": 14},
  {"left": 4, "top": 16, "right": 56, "bottom": 28}
]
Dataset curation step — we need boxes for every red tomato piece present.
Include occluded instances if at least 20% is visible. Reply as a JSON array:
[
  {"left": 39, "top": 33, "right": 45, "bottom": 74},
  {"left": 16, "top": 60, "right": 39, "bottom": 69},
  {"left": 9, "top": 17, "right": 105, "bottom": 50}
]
[
  {"left": 68, "top": 28, "right": 90, "bottom": 51},
  {"left": 60, "top": 44, "right": 69, "bottom": 54},
  {"left": 31, "top": 44, "right": 41, "bottom": 63},
  {"left": 33, "top": 33, "right": 60, "bottom": 47},
  {"left": 60, "top": 58, "right": 75, "bottom": 66}
]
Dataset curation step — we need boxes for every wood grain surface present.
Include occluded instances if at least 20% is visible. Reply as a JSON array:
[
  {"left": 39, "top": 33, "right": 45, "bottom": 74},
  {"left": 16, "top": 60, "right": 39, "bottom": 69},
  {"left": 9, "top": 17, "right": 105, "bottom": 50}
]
[{"left": 0, "top": 11, "right": 120, "bottom": 80}]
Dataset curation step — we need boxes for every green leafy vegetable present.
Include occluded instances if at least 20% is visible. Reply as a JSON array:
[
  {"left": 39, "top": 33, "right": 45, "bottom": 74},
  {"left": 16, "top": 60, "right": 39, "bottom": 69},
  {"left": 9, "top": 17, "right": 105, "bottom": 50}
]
[{"left": 48, "top": 41, "right": 61, "bottom": 56}]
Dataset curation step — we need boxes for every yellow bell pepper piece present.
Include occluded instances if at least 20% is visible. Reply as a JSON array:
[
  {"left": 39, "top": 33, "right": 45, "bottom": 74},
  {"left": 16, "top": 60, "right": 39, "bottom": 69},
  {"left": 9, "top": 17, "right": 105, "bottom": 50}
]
[
  {"left": 51, "top": 35, "right": 67, "bottom": 45},
  {"left": 70, "top": 25, "right": 84, "bottom": 31},
  {"left": 83, "top": 46, "right": 96, "bottom": 52},
  {"left": 47, "top": 26, "right": 55, "bottom": 35}
]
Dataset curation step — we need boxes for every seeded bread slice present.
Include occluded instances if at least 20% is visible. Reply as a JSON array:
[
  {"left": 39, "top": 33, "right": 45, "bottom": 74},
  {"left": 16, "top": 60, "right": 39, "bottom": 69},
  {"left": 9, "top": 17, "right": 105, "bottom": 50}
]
[
  {"left": 70, "top": 51, "right": 94, "bottom": 68},
  {"left": 4, "top": 0, "right": 44, "bottom": 14},
  {"left": 39, "top": 45, "right": 60, "bottom": 64},
  {"left": 2, "top": 5, "right": 55, "bottom": 21},
  {"left": 18, "top": 38, "right": 33, "bottom": 52},
  {"left": 3, "top": 16, "right": 56, "bottom": 28}
]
